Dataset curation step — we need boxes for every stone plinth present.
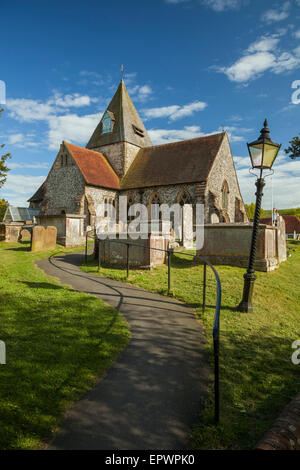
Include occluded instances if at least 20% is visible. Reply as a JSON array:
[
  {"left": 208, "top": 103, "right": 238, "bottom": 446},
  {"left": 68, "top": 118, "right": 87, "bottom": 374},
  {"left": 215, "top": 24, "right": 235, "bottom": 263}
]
[
  {"left": 37, "top": 214, "right": 85, "bottom": 247},
  {"left": 97, "top": 233, "right": 169, "bottom": 269},
  {"left": 194, "top": 223, "right": 286, "bottom": 272},
  {"left": 0, "top": 222, "right": 24, "bottom": 242}
]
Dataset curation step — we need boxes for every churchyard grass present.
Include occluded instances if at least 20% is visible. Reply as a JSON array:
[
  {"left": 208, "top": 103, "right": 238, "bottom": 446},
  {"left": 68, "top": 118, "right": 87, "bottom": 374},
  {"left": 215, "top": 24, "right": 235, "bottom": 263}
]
[
  {"left": 0, "top": 241, "right": 130, "bottom": 450},
  {"left": 82, "top": 241, "right": 300, "bottom": 449}
]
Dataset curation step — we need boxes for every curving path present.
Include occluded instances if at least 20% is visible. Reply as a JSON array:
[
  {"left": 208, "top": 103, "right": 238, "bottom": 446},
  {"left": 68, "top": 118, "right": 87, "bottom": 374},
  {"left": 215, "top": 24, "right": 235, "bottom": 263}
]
[{"left": 37, "top": 253, "right": 210, "bottom": 450}]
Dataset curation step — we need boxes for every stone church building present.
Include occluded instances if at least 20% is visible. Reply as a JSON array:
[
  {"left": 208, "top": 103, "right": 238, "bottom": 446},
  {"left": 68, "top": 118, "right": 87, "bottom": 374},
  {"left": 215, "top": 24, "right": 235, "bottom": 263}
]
[{"left": 29, "top": 79, "right": 248, "bottom": 246}]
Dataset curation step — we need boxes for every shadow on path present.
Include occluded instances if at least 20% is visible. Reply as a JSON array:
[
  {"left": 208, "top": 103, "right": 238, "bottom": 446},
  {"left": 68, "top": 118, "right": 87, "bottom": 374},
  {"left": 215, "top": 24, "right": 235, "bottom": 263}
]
[{"left": 37, "top": 252, "right": 210, "bottom": 450}]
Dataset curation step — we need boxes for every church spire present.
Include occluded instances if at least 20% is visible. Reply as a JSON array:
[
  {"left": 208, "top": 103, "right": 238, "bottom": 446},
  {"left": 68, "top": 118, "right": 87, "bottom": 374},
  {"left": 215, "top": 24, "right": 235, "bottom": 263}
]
[{"left": 86, "top": 79, "right": 152, "bottom": 150}]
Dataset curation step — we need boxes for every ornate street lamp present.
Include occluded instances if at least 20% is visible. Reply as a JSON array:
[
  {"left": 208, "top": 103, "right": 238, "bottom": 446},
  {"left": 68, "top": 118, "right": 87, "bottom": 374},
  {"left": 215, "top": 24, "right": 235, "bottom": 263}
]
[{"left": 238, "top": 119, "right": 281, "bottom": 313}]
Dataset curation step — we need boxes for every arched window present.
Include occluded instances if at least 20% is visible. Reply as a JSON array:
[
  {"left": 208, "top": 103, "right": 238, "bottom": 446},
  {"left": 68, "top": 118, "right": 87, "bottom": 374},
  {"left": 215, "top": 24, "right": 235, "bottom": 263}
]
[
  {"left": 127, "top": 194, "right": 135, "bottom": 221},
  {"left": 103, "top": 197, "right": 115, "bottom": 218},
  {"left": 177, "top": 190, "right": 192, "bottom": 206},
  {"left": 221, "top": 181, "right": 229, "bottom": 210},
  {"left": 149, "top": 192, "right": 162, "bottom": 220}
]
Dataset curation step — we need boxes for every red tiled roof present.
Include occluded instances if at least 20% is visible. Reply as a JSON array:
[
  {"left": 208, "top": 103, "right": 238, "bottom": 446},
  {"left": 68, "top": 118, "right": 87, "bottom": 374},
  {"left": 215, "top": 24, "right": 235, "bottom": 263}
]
[
  {"left": 121, "top": 132, "right": 225, "bottom": 190},
  {"left": 260, "top": 215, "right": 300, "bottom": 233},
  {"left": 65, "top": 142, "right": 120, "bottom": 189}
]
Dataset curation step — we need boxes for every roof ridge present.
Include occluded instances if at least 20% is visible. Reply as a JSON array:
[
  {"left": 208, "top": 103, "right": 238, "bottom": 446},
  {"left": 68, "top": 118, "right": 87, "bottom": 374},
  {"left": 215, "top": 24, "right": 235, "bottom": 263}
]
[{"left": 144, "top": 132, "right": 226, "bottom": 150}]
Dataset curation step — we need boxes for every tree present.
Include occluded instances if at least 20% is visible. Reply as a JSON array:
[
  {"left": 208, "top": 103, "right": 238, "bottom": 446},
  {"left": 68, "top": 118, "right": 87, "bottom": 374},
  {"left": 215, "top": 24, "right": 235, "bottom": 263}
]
[
  {"left": 0, "top": 199, "right": 7, "bottom": 221},
  {"left": 245, "top": 203, "right": 267, "bottom": 220},
  {"left": 285, "top": 134, "right": 300, "bottom": 160},
  {"left": 0, "top": 108, "right": 11, "bottom": 189}
]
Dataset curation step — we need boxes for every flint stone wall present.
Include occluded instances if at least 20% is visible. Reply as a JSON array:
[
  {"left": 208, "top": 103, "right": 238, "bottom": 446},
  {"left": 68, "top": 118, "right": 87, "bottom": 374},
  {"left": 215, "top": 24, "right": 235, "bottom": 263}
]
[
  {"left": 206, "top": 134, "right": 247, "bottom": 223},
  {"left": 255, "top": 393, "right": 300, "bottom": 450},
  {"left": 43, "top": 158, "right": 85, "bottom": 216}
]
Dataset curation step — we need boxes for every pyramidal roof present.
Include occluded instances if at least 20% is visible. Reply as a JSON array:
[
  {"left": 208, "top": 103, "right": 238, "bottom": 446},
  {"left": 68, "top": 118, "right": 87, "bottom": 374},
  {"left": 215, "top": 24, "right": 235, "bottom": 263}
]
[{"left": 86, "top": 79, "right": 152, "bottom": 150}]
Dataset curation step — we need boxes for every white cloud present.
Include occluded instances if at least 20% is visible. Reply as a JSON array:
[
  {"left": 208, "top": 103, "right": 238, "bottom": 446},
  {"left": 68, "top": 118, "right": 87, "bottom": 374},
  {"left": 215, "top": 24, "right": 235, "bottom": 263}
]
[
  {"left": 5, "top": 133, "right": 40, "bottom": 148},
  {"left": 7, "top": 98, "right": 53, "bottom": 122},
  {"left": 127, "top": 84, "right": 153, "bottom": 102},
  {"left": 1, "top": 173, "right": 46, "bottom": 207},
  {"left": 294, "top": 45, "right": 300, "bottom": 57},
  {"left": 202, "top": 0, "right": 242, "bottom": 12},
  {"left": 165, "top": 0, "right": 190, "bottom": 3},
  {"left": 7, "top": 133, "right": 23, "bottom": 145},
  {"left": 143, "top": 100, "right": 207, "bottom": 121},
  {"left": 220, "top": 33, "right": 300, "bottom": 83},
  {"left": 148, "top": 126, "right": 204, "bottom": 145},
  {"left": 247, "top": 37, "right": 280, "bottom": 53},
  {"left": 220, "top": 126, "right": 253, "bottom": 142},
  {"left": 261, "top": 2, "right": 290, "bottom": 23},
  {"left": 222, "top": 51, "right": 276, "bottom": 83},
  {"left": 148, "top": 123, "right": 251, "bottom": 146},
  {"left": 294, "top": 30, "right": 300, "bottom": 39},
  {"left": 48, "top": 112, "right": 101, "bottom": 150},
  {"left": 234, "top": 152, "right": 300, "bottom": 209},
  {"left": 6, "top": 92, "right": 98, "bottom": 123},
  {"left": 52, "top": 92, "right": 98, "bottom": 108},
  {"left": 79, "top": 70, "right": 102, "bottom": 79},
  {"left": 9, "top": 162, "right": 49, "bottom": 169}
]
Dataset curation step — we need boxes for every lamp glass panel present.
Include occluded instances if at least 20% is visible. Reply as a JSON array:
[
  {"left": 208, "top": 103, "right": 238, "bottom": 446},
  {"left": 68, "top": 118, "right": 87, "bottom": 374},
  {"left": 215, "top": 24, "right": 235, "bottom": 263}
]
[
  {"left": 249, "top": 143, "right": 263, "bottom": 168},
  {"left": 262, "top": 143, "right": 279, "bottom": 169}
]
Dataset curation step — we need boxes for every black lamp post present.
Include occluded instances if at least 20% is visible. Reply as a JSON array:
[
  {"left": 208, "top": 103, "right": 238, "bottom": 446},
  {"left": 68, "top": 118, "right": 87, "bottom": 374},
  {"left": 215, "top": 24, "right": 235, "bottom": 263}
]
[{"left": 238, "top": 119, "right": 281, "bottom": 313}]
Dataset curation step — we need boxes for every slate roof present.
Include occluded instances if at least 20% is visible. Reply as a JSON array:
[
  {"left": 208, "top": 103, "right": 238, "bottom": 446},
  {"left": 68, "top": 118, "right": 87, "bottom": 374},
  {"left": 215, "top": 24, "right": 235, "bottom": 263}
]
[
  {"left": 65, "top": 142, "right": 120, "bottom": 189},
  {"left": 86, "top": 79, "right": 152, "bottom": 150},
  {"left": 120, "top": 132, "right": 225, "bottom": 190},
  {"left": 260, "top": 215, "right": 300, "bottom": 233}
]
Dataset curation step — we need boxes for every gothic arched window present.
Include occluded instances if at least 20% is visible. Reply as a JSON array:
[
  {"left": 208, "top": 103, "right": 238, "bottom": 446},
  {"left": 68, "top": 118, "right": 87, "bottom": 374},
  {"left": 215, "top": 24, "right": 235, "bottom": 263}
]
[
  {"left": 127, "top": 194, "right": 135, "bottom": 222},
  {"left": 177, "top": 190, "right": 192, "bottom": 206},
  {"left": 149, "top": 192, "right": 162, "bottom": 220},
  {"left": 221, "top": 181, "right": 229, "bottom": 210}
]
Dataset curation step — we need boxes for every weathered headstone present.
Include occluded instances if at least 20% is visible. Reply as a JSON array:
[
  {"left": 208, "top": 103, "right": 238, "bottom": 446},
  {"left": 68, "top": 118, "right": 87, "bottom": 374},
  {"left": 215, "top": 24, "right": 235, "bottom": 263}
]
[
  {"left": 31, "top": 226, "right": 57, "bottom": 252},
  {"left": 182, "top": 204, "right": 194, "bottom": 249},
  {"left": 276, "top": 216, "right": 287, "bottom": 263}
]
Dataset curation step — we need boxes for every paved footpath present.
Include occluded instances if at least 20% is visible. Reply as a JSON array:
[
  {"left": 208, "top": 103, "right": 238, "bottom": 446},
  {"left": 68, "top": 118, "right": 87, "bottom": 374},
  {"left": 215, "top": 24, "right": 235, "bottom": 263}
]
[{"left": 37, "top": 253, "right": 210, "bottom": 450}]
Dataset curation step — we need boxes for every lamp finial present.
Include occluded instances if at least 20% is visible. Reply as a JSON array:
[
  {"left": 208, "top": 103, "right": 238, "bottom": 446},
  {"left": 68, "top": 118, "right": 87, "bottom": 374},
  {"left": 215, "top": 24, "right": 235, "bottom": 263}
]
[{"left": 260, "top": 118, "right": 271, "bottom": 142}]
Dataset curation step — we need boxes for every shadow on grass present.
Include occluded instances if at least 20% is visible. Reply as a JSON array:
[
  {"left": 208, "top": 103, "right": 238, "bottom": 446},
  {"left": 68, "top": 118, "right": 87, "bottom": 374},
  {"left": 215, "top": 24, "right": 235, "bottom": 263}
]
[
  {"left": 20, "top": 281, "right": 69, "bottom": 290},
  {"left": 6, "top": 245, "right": 31, "bottom": 252},
  {"left": 190, "top": 325, "right": 300, "bottom": 450},
  {"left": 0, "top": 287, "right": 128, "bottom": 450}
]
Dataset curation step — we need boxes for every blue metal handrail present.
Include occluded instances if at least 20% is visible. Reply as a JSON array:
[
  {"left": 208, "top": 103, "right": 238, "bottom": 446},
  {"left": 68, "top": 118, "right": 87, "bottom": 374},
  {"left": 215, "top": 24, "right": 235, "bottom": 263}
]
[{"left": 87, "top": 234, "right": 222, "bottom": 423}]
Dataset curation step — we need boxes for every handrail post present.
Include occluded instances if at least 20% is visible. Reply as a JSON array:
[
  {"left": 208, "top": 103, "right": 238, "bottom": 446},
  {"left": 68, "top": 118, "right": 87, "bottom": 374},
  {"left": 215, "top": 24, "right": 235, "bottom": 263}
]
[
  {"left": 98, "top": 238, "right": 101, "bottom": 272},
  {"left": 202, "top": 262, "right": 207, "bottom": 314},
  {"left": 85, "top": 232, "right": 88, "bottom": 265},
  {"left": 126, "top": 243, "right": 130, "bottom": 278},
  {"left": 167, "top": 249, "right": 172, "bottom": 294},
  {"left": 214, "top": 335, "right": 220, "bottom": 423}
]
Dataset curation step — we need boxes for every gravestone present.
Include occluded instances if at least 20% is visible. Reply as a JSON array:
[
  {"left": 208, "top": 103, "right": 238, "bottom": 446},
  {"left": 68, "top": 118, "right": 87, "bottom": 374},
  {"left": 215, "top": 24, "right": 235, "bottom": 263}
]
[{"left": 31, "top": 226, "right": 57, "bottom": 252}]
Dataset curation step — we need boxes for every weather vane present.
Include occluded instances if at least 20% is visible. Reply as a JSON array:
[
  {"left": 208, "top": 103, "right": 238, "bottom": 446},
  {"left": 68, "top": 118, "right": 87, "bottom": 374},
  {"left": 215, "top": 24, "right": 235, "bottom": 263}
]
[{"left": 120, "top": 64, "right": 124, "bottom": 80}]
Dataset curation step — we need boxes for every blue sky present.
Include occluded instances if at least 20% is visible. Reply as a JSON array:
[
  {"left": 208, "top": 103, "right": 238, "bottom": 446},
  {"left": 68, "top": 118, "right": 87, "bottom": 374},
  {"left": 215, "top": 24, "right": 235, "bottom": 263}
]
[{"left": 0, "top": 0, "right": 300, "bottom": 209}]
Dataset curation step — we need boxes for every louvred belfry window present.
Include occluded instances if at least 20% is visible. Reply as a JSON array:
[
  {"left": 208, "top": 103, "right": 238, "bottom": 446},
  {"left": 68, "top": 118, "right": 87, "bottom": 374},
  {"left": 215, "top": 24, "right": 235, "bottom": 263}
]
[{"left": 102, "top": 111, "right": 113, "bottom": 134}]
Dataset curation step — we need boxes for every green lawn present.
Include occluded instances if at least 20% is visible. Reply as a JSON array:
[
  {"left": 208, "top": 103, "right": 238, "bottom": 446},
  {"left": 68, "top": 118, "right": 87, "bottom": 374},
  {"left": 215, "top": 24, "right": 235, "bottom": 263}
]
[
  {"left": 82, "top": 241, "right": 300, "bottom": 449},
  {"left": 0, "top": 241, "right": 130, "bottom": 450}
]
